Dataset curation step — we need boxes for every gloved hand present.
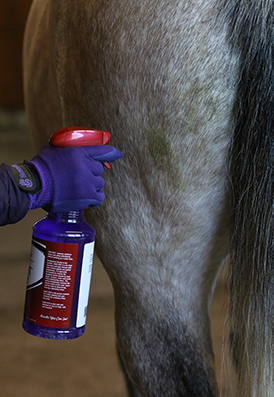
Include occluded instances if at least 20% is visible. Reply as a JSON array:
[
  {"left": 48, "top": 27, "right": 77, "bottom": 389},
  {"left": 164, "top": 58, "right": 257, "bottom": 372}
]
[{"left": 26, "top": 144, "right": 122, "bottom": 212}]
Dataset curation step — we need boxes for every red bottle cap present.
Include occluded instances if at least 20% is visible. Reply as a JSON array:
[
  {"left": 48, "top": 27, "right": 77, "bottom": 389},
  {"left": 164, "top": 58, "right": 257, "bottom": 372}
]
[{"left": 49, "top": 127, "right": 112, "bottom": 169}]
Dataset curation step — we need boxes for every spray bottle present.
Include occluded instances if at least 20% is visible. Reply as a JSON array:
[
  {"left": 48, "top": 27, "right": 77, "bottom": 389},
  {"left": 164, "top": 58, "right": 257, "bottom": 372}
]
[{"left": 23, "top": 127, "right": 111, "bottom": 340}]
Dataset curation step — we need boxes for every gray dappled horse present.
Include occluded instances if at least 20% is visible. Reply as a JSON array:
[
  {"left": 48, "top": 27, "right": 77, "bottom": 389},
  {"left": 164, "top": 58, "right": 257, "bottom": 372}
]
[{"left": 23, "top": 1, "right": 273, "bottom": 396}]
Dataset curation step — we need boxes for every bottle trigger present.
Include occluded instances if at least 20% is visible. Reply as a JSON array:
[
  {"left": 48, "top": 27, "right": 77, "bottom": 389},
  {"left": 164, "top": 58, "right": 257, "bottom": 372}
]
[{"left": 103, "top": 162, "right": 112, "bottom": 170}]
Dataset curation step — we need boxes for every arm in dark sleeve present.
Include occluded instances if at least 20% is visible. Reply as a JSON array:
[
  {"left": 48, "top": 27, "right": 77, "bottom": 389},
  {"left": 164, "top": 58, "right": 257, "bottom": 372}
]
[{"left": 0, "top": 164, "right": 30, "bottom": 226}]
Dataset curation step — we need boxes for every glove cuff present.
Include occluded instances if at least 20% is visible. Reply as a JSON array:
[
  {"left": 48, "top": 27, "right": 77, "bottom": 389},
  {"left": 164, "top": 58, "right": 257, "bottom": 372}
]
[
  {"left": 11, "top": 162, "right": 41, "bottom": 194},
  {"left": 26, "top": 157, "right": 53, "bottom": 210}
]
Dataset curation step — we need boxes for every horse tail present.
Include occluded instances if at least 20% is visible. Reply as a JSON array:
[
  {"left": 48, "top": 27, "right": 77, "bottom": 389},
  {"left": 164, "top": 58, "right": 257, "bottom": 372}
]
[{"left": 226, "top": 1, "right": 273, "bottom": 396}]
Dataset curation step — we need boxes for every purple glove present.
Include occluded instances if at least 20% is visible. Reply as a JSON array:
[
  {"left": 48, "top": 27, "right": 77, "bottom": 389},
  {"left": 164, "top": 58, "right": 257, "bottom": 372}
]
[{"left": 27, "top": 145, "right": 122, "bottom": 212}]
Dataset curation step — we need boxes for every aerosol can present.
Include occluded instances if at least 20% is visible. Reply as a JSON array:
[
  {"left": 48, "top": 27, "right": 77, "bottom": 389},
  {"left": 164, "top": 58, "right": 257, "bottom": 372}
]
[{"left": 23, "top": 127, "right": 111, "bottom": 340}]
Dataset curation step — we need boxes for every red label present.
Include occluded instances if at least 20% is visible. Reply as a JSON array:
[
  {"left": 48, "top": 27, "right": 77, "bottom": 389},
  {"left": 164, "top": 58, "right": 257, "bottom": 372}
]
[{"left": 24, "top": 238, "right": 78, "bottom": 328}]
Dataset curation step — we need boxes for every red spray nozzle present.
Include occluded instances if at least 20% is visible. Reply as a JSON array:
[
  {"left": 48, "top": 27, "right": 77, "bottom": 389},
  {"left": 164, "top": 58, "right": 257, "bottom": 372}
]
[{"left": 49, "top": 127, "right": 112, "bottom": 169}]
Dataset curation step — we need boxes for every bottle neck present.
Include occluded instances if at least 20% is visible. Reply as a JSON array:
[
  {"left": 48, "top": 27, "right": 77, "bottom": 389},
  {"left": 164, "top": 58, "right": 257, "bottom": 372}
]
[{"left": 47, "top": 210, "right": 85, "bottom": 224}]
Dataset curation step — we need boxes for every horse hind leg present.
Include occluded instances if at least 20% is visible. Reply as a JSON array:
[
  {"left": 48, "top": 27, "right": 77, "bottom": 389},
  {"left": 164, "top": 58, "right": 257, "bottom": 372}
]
[
  {"left": 117, "top": 347, "right": 141, "bottom": 397},
  {"left": 23, "top": 1, "right": 234, "bottom": 395},
  {"left": 91, "top": 189, "right": 231, "bottom": 396}
]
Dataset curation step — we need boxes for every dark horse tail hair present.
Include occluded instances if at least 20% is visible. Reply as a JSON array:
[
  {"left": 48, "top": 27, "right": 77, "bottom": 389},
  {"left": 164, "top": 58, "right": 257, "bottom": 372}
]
[{"left": 226, "top": 1, "right": 273, "bottom": 396}]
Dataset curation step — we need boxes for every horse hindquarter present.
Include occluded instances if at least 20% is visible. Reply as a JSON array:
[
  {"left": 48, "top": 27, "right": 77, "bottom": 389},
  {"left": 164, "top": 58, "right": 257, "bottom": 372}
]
[{"left": 23, "top": 1, "right": 272, "bottom": 396}]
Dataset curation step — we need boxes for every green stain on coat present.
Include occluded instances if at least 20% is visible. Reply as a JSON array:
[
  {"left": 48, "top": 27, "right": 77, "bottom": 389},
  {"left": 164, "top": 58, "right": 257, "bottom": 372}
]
[{"left": 147, "top": 128, "right": 181, "bottom": 188}]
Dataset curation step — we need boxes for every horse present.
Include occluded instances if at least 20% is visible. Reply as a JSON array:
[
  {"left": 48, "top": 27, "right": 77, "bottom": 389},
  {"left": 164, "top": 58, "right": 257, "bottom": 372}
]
[{"left": 23, "top": 1, "right": 273, "bottom": 396}]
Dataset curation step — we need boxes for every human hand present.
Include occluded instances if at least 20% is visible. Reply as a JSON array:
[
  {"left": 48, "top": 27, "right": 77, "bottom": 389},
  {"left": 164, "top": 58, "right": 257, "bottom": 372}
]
[{"left": 27, "top": 145, "right": 122, "bottom": 212}]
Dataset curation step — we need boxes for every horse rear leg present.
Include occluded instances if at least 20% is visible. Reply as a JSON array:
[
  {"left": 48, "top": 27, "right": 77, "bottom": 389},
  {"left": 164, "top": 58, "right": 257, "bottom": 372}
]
[{"left": 24, "top": 1, "right": 234, "bottom": 395}]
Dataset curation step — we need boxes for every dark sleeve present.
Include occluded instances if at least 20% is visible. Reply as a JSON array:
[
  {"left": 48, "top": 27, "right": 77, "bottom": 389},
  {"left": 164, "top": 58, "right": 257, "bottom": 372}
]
[{"left": 0, "top": 164, "right": 30, "bottom": 226}]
